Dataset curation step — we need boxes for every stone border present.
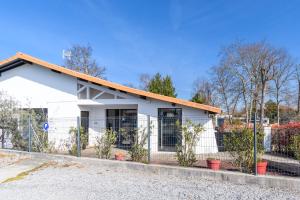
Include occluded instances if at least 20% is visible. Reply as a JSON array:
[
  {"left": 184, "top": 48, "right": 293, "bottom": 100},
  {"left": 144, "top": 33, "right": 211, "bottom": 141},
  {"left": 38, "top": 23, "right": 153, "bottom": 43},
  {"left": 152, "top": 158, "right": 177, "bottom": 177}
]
[{"left": 1, "top": 149, "right": 300, "bottom": 192}]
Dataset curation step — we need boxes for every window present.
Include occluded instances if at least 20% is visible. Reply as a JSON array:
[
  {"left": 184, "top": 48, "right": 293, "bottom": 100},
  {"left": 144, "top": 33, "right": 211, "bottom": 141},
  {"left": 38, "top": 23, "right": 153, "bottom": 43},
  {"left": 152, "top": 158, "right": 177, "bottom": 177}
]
[
  {"left": 80, "top": 111, "right": 89, "bottom": 144},
  {"left": 106, "top": 109, "right": 137, "bottom": 148},
  {"left": 158, "top": 108, "right": 182, "bottom": 152}
]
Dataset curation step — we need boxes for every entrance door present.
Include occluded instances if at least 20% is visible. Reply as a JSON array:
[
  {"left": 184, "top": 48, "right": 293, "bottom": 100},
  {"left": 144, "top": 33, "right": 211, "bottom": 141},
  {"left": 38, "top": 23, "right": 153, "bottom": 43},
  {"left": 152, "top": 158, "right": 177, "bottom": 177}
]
[
  {"left": 158, "top": 108, "right": 182, "bottom": 152},
  {"left": 80, "top": 111, "right": 89, "bottom": 147}
]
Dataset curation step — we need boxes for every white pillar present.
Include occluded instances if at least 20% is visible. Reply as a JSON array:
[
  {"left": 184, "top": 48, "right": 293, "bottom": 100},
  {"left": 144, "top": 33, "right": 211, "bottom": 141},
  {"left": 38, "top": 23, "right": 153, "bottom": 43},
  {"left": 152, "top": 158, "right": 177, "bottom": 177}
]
[{"left": 263, "top": 126, "right": 272, "bottom": 152}]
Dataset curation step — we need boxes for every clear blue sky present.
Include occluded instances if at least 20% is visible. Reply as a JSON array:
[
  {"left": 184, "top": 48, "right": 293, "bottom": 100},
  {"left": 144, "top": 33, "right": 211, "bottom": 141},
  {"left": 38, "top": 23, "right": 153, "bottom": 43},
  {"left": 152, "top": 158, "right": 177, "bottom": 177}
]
[{"left": 0, "top": 0, "right": 299, "bottom": 99}]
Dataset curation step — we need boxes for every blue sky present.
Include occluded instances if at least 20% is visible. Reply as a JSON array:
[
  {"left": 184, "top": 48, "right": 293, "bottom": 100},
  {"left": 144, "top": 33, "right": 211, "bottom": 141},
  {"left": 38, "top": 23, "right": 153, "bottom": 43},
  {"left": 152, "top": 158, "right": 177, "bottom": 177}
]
[{"left": 0, "top": 0, "right": 299, "bottom": 99}]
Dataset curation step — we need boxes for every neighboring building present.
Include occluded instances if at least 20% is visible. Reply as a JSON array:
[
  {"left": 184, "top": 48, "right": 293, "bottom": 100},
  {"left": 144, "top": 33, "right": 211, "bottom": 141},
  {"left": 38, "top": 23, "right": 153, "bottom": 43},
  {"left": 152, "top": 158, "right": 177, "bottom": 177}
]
[{"left": 0, "top": 53, "right": 221, "bottom": 153}]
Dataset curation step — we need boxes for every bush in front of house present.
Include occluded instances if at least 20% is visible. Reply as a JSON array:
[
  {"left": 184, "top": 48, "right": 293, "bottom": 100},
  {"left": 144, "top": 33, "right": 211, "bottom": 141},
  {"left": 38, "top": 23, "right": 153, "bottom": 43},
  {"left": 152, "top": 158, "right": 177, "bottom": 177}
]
[
  {"left": 289, "top": 135, "right": 300, "bottom": 160},
  {"left": 272, "top": 123, "right": 300, "bottom": 160},
  {"left": 175, "top": 120, "right": 204, "bottom": 167},
  {"left": 94, "top": 129, "right": 117, "bottom": 159},
  {"left": 127, "top": 127, "right": 148, "bottom": 163},
  {"left": 68, "top": 127, "right": 88, "bottom": 156},
  {"left": 224, "top": 128, "right": 264, "bottom": 173}
]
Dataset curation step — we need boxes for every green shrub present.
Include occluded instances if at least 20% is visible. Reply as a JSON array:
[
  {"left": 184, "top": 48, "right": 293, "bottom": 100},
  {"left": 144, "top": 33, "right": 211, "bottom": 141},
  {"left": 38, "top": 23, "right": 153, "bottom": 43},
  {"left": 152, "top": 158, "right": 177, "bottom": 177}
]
[
  {"left": 224, "top": 128, "right": 264, "bottom": 173},
  {"left": 289, "top": 135, "right": 300, "bottom": 160},
  {"left": 95, "top": 129, "right": 117, "bottom": 159},
  {"left": 175, "top": 120, "right": 204, "bottom": 167},
  {"left": 68, "top": 127, "right": 88, "bottom": 156},
  {"left": 128, "top": 128, "right": 148, "bottom": 163}
]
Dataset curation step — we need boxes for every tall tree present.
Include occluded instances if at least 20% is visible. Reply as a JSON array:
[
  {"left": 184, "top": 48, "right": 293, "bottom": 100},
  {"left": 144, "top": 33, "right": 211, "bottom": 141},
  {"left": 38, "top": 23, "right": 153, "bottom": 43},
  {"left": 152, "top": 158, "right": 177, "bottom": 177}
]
[
  {"left": 217, "top": 41, "right": 292, "bottom": 125},
  {"left": 191, "top": 78, "right": 214, "bottom": 105},
  {"left": 64, "top": 44, "right": 106, "bottom": 78},
  {"left": 219, "top": 41, "right": 260, "bottom": 124},
  {"left": 295, "top": 64, "right": 300, "bottom": 115},
  {"left": 271, "top": 51, "right": 293, "bottom": 124},
  {"left": 162, "top": 75, "right": 177, "bottom": 97},
  {"left": 212, "top": 64, "right": 240, "bottom": 121},
  {"left": 146, "top": 73, "right": 177, "bottom": 97},
  {"left": 257, "top": 42, "right": 284, "bottom": 125}
]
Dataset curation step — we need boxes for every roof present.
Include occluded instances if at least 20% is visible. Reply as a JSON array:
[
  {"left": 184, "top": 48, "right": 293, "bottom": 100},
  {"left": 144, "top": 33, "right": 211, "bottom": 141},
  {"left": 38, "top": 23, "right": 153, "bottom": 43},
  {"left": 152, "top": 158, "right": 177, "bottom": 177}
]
[{"left": 0, "top": 52, "right": 221, "bottom": 114}]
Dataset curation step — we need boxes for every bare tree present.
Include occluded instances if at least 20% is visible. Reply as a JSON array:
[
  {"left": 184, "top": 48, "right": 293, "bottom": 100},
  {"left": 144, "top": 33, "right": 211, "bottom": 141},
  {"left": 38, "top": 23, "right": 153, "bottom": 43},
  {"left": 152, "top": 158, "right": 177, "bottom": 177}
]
[
  {"left": 212, "top": 65, "right": 240, "bottom": 122},
  {"left": 191, "top": 78, "right": 215, "bottom": 105},
  {"left": 256, "top": 43, "right": 287, "bottom": 125},
  {"left": 295, "top": 64, "right": 300, "bottom": 115},
  {"left": 271, "top": 51, "right": 294, "bottom": 124},
  {"left": 64, "top": 44, "right": 106, "bottom": 78},
  {"left": 139, "top": 73, "right": 151, "bottom": 90},
  {"left": 218, "top": 41, "right": 261, "bottom": 124}
]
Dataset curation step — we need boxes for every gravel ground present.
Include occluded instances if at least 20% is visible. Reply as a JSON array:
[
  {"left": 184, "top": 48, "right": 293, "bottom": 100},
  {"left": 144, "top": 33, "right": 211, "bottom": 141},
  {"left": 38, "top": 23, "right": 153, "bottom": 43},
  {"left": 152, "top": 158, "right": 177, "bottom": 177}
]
[{"left": 0, "top": 160, "right": 299, "bottom": 200}]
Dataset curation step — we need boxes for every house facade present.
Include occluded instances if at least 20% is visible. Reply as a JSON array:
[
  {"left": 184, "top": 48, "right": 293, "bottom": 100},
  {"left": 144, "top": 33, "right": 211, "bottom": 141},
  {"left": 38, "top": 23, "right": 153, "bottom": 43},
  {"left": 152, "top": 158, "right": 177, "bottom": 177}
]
[{"left": 0, "top": 53, "right": 221, "bottom": 154}]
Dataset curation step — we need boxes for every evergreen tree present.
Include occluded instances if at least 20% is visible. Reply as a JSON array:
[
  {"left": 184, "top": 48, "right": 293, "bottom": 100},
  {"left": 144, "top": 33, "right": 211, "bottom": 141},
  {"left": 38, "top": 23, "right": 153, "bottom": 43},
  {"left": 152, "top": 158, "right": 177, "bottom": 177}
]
[
  {"left": 191, "top": 93, "right": 206, "bottom": 104},
  {"left": 162, "top": 75, "right": 177, "bottom": 97},
  {"left": 146, "top": 73, "right": 177, "bottom": 97}
]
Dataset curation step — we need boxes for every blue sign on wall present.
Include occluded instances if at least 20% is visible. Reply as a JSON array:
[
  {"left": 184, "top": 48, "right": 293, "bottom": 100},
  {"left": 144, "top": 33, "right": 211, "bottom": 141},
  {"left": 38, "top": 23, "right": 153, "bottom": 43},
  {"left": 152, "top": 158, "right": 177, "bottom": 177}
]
[{"left": 43, "top": 122, "right": 49, "bottom": 131}]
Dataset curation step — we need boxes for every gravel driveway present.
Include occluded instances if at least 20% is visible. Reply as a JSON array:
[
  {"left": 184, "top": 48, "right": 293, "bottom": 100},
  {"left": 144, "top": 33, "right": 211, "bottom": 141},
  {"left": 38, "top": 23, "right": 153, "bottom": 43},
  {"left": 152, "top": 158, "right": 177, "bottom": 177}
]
[{"left": 0, "top": 159, "right": 299, "bottom": 200}]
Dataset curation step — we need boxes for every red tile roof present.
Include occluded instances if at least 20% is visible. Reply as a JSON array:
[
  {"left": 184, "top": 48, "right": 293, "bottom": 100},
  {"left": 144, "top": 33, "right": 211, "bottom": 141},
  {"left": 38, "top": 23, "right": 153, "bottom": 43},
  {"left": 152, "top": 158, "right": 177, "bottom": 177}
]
[{"left": 0, "top": 52, "right": 221, "bottom": 113}]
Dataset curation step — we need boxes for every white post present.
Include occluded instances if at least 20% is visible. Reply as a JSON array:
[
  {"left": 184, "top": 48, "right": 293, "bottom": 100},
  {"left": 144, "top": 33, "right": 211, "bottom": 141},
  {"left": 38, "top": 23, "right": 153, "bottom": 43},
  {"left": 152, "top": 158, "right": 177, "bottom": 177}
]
[{"left": 263, "top": 126, "right": 272, "bottom": 152}]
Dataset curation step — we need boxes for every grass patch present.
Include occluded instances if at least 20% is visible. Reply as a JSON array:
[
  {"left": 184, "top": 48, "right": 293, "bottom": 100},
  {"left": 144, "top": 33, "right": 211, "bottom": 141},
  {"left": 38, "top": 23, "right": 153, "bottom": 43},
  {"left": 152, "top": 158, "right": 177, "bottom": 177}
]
[
  {"left": 1, "top": 161, "right": 57, "bottom": 184},
  {"left": 0, "top": 153, "right": 14, "bottom": 158}
]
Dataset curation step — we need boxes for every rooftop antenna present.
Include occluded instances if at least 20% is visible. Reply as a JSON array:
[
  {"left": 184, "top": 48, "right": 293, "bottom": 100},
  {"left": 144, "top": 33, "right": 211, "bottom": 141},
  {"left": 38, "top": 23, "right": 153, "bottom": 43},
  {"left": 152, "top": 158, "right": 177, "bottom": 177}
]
[{"left": 62, "top": 50, "right": 72, "bottom": 60}]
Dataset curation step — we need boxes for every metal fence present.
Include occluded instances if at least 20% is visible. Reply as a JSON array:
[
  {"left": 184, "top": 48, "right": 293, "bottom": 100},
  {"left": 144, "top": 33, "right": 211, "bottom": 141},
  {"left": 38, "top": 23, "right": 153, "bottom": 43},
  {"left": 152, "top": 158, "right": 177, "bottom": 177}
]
[{"left": 1, "top": 115, "right": 300, "bottom": 177}]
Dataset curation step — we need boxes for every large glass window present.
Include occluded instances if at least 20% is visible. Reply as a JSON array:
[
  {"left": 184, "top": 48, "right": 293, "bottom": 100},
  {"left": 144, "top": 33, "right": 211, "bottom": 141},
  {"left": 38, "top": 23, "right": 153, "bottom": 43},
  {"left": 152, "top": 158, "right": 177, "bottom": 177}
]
[
  {"left": 158, "top": 108, "right": 182, "bottom": 152},
  {"left": 106, "top": 109, "right": 137, "bottom": 148}
]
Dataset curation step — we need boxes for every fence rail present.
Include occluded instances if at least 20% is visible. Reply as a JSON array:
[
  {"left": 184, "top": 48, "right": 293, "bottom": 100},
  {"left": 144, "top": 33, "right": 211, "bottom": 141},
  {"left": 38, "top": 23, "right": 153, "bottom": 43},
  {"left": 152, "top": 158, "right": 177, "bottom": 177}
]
[{"left": 0, "top": 115, "right": 299, "bottom": 177}]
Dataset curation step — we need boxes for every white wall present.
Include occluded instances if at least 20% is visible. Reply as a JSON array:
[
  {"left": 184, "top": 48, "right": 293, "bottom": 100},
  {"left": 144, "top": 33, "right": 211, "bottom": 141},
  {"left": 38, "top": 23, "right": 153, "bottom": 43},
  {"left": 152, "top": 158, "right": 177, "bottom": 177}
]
[
  {"left": 137, "top": 100, "right": 218, "bottom": 153},
  {"left": 0, "top": 64, "right": 80, "bottom": 149},
  {"left": 0, "top": 63, "right": 218, "bottom": 153}
]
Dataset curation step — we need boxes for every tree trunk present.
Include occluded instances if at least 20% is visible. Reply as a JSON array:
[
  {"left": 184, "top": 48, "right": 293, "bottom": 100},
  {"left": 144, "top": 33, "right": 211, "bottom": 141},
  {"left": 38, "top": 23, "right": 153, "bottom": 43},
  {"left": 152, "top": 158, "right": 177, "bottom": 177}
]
[
  {"left": 277, "top": 102, "right": 280, "bottom": 125},
  {"left": 249, "top": 83, "right": 254, "bottom": 124},
  {"left": 260, "top": 83, "right": 266, "bottom": 125},
  {"left": 298, "top": 81, "right": 300, "bottom": 115},
  {"left": 243, "top": 95, "right": 249, "bottom": 124},
  {"left": 276, "top": 90, "right": 280, "bottom": 125}
]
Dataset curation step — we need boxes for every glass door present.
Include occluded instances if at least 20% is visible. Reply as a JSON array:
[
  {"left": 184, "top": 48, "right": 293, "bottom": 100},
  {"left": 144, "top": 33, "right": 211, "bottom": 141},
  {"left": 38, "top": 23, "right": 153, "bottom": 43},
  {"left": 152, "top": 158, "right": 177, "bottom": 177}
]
[
  {"left": 106, "top": 109, "right": 137, "bottom": 148},
  {"left": 158, "top": 108, "right": 182, "bottom": 152},
  {"left": 80, "top": 111, "right": 89, "bottom": 148}
]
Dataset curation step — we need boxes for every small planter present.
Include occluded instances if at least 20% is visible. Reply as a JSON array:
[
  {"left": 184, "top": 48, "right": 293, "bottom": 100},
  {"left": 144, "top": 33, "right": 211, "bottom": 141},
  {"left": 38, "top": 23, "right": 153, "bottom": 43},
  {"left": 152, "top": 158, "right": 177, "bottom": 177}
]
[
  {"left": 207, "top": 159, "right": 221, "bottom": 170},
  {"left": 115, "top": 152, "right": 125, "bottom": 161},
  {"left": 257, "top": 161, "right": 268, "bottom": 175}
]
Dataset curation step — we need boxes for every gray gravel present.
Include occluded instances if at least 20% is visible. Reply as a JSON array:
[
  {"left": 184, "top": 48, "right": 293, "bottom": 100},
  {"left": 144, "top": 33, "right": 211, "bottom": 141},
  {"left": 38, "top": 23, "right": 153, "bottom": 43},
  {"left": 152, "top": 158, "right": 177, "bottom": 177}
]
[{"left": 0, "top": 160, "right": 299, "bottom": 200}]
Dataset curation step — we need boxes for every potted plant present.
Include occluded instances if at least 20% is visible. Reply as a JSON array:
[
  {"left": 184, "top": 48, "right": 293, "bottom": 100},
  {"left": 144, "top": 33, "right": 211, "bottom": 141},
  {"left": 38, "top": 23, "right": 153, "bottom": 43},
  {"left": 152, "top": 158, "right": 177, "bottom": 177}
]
[
  {"left": 206, "top": 158, "right": 221, "bottom": 170},
  {"left": 256, "top": 159, "right": 267, "bottom": 175},
  {"left": 115, "top": 152, "right": 125, "bottom": 161}
]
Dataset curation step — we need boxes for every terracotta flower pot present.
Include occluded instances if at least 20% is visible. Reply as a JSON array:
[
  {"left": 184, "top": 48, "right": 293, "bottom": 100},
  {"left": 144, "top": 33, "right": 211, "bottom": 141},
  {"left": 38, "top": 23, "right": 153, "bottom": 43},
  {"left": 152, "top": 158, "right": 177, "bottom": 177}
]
[
  {"left": 115, "top": 154, "right": 125, "bottom": 161},
  {"left": 207, "top": 159, "right": 221, "bottom": 170},
  {"left": 257, "top": 161, "right": 268, "bottom": 175}
]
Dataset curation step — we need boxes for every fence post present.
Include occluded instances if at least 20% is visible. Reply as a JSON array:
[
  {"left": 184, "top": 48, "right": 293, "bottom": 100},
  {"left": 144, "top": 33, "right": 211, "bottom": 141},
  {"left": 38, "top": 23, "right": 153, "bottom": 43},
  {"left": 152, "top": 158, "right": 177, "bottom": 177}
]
[
  {"left": 147, "top": 115, "right": 151, "bottom": 163},
  {"left": 253, "top": 113, "right": 257, "bottom": 175},
  {"left": 28, "top": 115, "right": 31, "bottom": 152},
  {"left": 77, "top": 116, "right": 81, "bottom": 157}
]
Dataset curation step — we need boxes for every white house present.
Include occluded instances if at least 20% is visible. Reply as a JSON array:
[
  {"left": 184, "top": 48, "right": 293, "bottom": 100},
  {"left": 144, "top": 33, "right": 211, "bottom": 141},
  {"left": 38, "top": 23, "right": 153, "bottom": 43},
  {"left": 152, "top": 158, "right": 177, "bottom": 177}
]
[{"left": 0, "top": 52, "right": 221, "bottom": 154}]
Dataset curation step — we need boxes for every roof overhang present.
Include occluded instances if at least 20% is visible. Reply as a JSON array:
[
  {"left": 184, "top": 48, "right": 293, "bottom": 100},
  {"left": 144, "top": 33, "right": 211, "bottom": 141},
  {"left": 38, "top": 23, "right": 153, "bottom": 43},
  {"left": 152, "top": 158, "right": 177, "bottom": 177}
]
[
  {"left": 0, "top": 58, "right": 32, "bottom": 75},
  {"left": 0, "top": 52, "right": 221, "bottom": 114}
]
